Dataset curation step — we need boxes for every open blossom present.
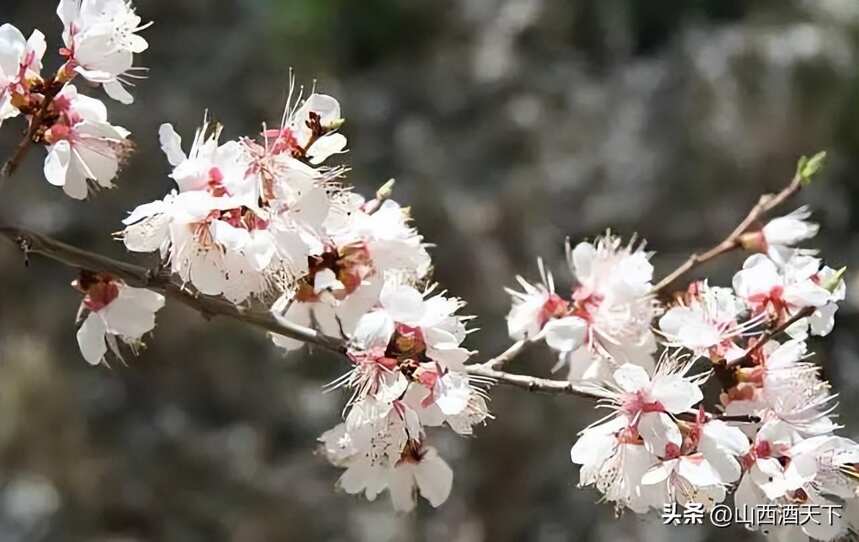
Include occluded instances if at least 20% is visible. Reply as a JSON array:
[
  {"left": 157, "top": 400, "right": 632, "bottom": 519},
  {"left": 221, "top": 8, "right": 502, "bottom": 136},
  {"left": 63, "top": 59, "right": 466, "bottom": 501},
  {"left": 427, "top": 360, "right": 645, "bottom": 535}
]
[
  {"left": 658, "top": 281, "right": 754, "bottom": 361},
  {"left": 505, "top": 259, "right": 567, "bottom": 340},
  {"left": 0, "top": 23, "right": 46, "bottom": 126},
  {"left": 502, "top": 234, "right": 658, "bottom": 381},
  {"left": 159, "top": 121, "right": 253, "bottom": 200},
  {"left": 572, "top": 361, "right": 746, "bottom": 511},
  {"left": 269, "top": 198, "right": 431, "bottom": 351},
  {"left": 736, "top": 429, "right": 859, "bottom": 541},
  {"left": 124, "top": 118, "right": 333, "bottom": 303},
  {"left": 722, "top": 340, "right": 839, "bottom": 437},
  {"left": 73, "top": 271, "right": 164, "bottom": 366},
  {"left": 639, "top": 414, "right": 749, "bottom": 509},
  {"left": 350, "top": 282, "right": 473, "bottom": 372},
  {"left": 744, "top": 206, "right": 820, "bottom": 265},
  {"left": 732, "top": 254, "right": 841, "bottom": 335},
  {"left": 57, "top": 0, "right": 150, "bottom": 104},
  {"left": 263, "top": 92, "right": 347, "bottom": 165},
  {"left": 319, "top": 395, "right": 455, "bottom": 512},
  {"left": 43, "top": 85, "right": 131, "bottom": 199},
  {"left": 319, "top": 411, "right": 454, "bottom": 512},
  {"left": 580, "top": 362, "right": 705, "bottom": 455}
]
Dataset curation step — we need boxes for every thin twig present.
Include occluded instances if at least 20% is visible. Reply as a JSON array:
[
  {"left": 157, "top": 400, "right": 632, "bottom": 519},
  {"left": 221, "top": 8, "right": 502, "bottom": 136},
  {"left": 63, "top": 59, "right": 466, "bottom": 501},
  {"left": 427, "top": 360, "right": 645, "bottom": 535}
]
[
  {"left": 726, "top": 306, "right": 815, "bottom": 368},
  {"left": 464, "top": 363, "right": 600, "bottom": 399},
  {"left": 483, "top": 339, "right": 529, "bottom": 370},
  {"left": 652, "top": 172, "right": 805, "bottom": 295},
  {"left": 2, "top": 83, "right": 64, "bottom": 177}
]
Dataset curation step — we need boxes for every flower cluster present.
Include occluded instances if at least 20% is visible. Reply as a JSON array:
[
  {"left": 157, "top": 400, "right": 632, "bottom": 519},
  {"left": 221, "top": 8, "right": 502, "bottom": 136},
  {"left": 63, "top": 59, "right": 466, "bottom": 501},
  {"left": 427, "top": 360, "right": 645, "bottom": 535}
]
[
  {"left": 117, "top": 81, "right": 483, "bottom": 509},
  {"left": 506, "top": 208, "right": 857, "bottom": 540},
  {"left": 4, "top": 3, "right": 857, "bottom": 530},
  {"left": 0, "top": 0, "right": 146, "bottom": 197},
  {"left": 318, "top": 283, "right": 489, "bottom": 510}
]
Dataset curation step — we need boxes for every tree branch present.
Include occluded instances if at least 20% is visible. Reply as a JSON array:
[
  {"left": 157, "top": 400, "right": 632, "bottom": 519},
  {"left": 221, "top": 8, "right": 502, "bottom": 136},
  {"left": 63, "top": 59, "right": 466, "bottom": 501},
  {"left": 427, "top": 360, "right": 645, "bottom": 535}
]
[
  {"left": 652, "top": 172, "right": 805, "bottom": 295},
  {"left": 726, "top": 306, "right": 816, "bottom": 368},
  {"left": 464, "top": 363, "right": 599, "bottom": 399},
  {"left": 0, "top": 225, "right": 346, "bottom": 354},
  {"left": 0, "top": 224, "right": 604, "bottom": 398}
]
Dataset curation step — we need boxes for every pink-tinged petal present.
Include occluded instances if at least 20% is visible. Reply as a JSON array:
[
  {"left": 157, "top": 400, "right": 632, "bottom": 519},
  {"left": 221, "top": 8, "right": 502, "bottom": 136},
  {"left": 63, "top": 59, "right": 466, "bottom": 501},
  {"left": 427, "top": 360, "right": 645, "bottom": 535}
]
[
  {"left": 44, "top": 141, "right": 71, "bottom": 187},
  {"left": 542, "top": 316, "right": 586, "bottom": 352},
  {"left": 677, "top": 456, "right": 722, "bottom": 487},
  {"left": 307, "top": 133, "right": 347, "bottom": 165},
  {"left": 159, "top": 123, "right": 185, "bottom": 166},
  {"left": 76, "top": 313, "right": 107, "bottom": 365},
  {"left": 380, "top": 284, "right": 425, "bottom": 325},
  {"left": 414, "top": 449, "right": 453, "bottom": 508},
  {"left": 650, "top": 375, "right": 702, "bottom": 413},
  {"left": 387, "top": 468, "right": 417, "bottom": 512},
  {"left": 638, "top": 412, "right": 681, "bottom": 456},
  {"left": 352, "top": 311, "right": 395, "bottom": 350},
  {"left": 103, "top": 79, "right": 133, "bottom": 105},
  {"left": 612, "top": 363, "right": 651, "bottom": 393}
]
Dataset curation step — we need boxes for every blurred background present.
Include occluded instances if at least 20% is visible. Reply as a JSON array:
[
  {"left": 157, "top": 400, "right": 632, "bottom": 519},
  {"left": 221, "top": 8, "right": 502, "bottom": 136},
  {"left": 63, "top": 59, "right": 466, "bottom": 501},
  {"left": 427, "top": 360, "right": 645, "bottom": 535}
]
[{"left": 1, "top": 0, "right": 859, "bottom": 540}]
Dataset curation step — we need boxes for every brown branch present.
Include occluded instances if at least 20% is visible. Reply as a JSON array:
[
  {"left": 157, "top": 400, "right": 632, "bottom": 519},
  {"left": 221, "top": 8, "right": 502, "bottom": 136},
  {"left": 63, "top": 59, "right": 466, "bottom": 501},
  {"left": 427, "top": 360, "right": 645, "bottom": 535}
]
[
  {"left": 464, "top": 363, "right": 600, "bottom": 399},
  {"left": 0, "top": 223, "right": 603, "bottom": 398},
  {"left": 652, "top": 172, "right": 805, "bottom": 295},
  {"left": 482, "top": 339, "right": 529, "bottom": 370},
  {"left": 0, "top": 225, "right": 346, "bottom": 354}
]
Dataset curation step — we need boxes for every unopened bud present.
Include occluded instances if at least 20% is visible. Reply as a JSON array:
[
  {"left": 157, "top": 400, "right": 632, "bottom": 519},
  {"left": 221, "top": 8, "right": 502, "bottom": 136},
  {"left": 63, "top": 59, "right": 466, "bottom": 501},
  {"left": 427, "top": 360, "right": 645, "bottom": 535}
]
[
  {"left": 822, "top": 267, "right": 847, "bottom": 293},
  {"left": 738, "top": 231, "right": 766, "bottom": 253},
  {"left": 376, "top": 178, "right": 395, "bottom": 201},
  {"left": 323, "top": 117, "right": 345, "bottom": 132}
]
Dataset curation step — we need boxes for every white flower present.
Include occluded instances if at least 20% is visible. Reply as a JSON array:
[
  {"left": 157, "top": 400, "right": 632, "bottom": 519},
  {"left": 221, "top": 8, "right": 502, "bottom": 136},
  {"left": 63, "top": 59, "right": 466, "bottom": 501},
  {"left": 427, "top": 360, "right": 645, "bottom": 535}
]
[
  {"left": 331, "top": 198, "right": 431, "bottom": 279},
  {"left": 640, "top": 453, "right": 727, "bottom": 509},
  {"left": 264, "top": 92, "right": 347, "bottom": 165},
  {"left": 736, "top": 430, "right": 859, "bottom": 541},
  {"left": 723, "top": 340, "right": 839, "bottom": 436},
  {"left": 158, "top": 122, "right": 254, "bottom": 202},
  {"left": 57, "top": 0, "right": 150, "bottom": 104},
  {"left": 579, "top": 362, "right": 704, "bottom": 457},
  {"left": 658, "top": 281, "right": 753, "bottom": 360},
  {"left": 505, "top": 259, "right": 567, "bottom": 341},
  {"left": 737, "top": 420, "right": 798, "bottom": 500},
  {"left": 760, "top": 206, "right": 820, "bottom": 265},
  {"left": 0, "top": 24, "right": 46, "bottom": 126},
  {"left": 548, "top": 235, "right": 657, "bottom": 380},
  {"left": 571, "top": 416, "right": 656, "bottom": 513},
  {"left": 124, "top": 191, "right": 295, "bottom": 303},
  {"left": 351, "top": 282, "right": 473, "bottom": 372},
  {"left": 43, "top": 85, "right": 131, "bottom": 199},
  {"left": 73, "top": 272, "right": 164, "bottom": 365},
  {"left": 762, "top": 341, "right": 839, "bottom": 435},
  {"left": 733, "top": 254, "right": 833, "bottom": 327},
  {"left": 401, "top": 370, "right": 490, "bottom": 436},
  {"left": 319, "top": 397, "right": 453, "bottom": 512},
  {"left": 270, "top": 278, "right": 382, "bottom": 351},
  {"left": 786, "top": 265, "right": 846, "bottom": 339},
  {"left": 124, "top": 116, "right": 338, "bottom": 303}
]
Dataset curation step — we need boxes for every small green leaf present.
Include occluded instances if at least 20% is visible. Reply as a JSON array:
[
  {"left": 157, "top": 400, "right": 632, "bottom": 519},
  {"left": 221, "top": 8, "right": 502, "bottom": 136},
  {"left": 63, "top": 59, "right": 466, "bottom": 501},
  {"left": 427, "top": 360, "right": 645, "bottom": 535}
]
[
  {"left": 376, "top": 178, "right": 396, "bottom": 200},
  {"left": 797, "top": 151, "right": 827, "bottom": 186},
  {"left": 823, "top": 266, "right": 847, "bottom": 293}
]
